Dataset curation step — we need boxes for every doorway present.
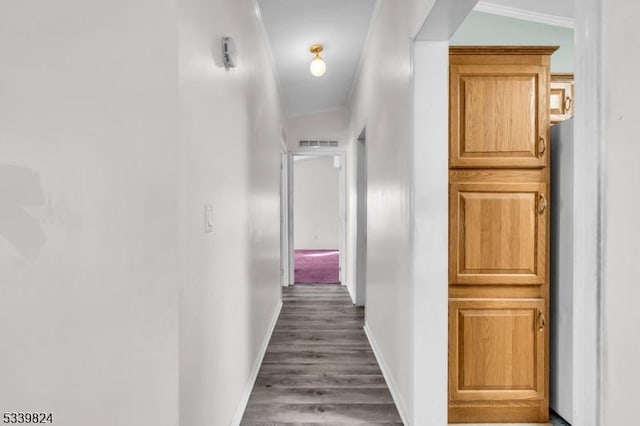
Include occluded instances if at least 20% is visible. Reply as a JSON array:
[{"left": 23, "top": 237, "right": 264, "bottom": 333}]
[{"left": 286, "top": 151, "right": 346, "bottom": 286}]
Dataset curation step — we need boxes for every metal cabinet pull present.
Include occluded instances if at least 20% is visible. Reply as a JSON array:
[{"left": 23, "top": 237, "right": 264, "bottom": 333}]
[
  {"left": 538, "top": 136, "right": 547, "bottom": 157},
  {"left": 537, "top": 309, "right": 546, "bottom": 332},
  {"left": 565, "top": 96, "right": 573, "bottom": 112},
  {"left": 538, "top": 193, "right": 547, "bottom": 215}
]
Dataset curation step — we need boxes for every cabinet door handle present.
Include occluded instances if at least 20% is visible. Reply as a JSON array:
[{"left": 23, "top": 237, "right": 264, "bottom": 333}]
[
  {"left": 565, "top": 96, "right": 573, "bottom": 112},
  {"left": 538, "top": 136, "right": 547, "bottom": 157},
  {"left": 538, "top": 193, "right": 547, "bottom": 214},
  {"left": 537, "top": 309, "right": 546, "bottom": 332}
]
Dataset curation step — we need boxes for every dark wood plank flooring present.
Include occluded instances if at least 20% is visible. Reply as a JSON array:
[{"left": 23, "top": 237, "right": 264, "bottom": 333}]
[{"left": 241, "top": 284, "right": 403, "bottom": 425}]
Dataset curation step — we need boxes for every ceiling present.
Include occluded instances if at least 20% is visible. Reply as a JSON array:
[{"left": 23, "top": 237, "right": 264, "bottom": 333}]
[
  {"left": 257, "top": 0, "right": 377, "bottom": 117},
  {"left": 257, "top": 0, "right": 573, "bottom": 118}
]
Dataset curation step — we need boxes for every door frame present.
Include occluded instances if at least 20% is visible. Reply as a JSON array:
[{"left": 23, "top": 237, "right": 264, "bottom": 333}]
[
  {"left": 285, "top": 149, "right": 347, "bottom": 286},
  {"left": 355, "top": 128, "right": 367, "bottom": 306},
  {"left": 279, "top": 143, "right": 290, "bottom": 287},
  {"left": 412, "top": 0, "right": 604, "bottom": 424}
]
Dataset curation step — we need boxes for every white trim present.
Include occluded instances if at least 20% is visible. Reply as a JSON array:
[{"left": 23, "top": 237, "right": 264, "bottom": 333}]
[
  {"left": 411, "top": 1, "right": 436, "bottom": 40},
  {"left": 346, "top": 0, "right": 383, "bottom": 107},
  {"left": 287, "top": 151, "right": 295, "bottom": 285},
  {"left": 474, "top": 1, "right": 575, "bottom": 29},
  {"left": 364, "top": 324, "right": 411, "bottom": 426},
  {"left": 411, "top": 40, "right": 450, "bottom": 426},
  {"left": 230, "top": 301, "right": 283, "bottom": 425},
  {"left": 280, "top": 145, "right": 290, "bottom": 287},
  {"left": 289, "top": 148, "right": 346, "bottom": 162},
  {"left": 572, "top": 0, "right": 604, "bottom": 424},
  {"left": 252, "top": 0, "right": 288, "bottom": 115},
  {"left": 414, "top": 0, "right": 478, "bottom": 41},
  {"left": 354, "top": 127, "right": 367, "bottom": 307}
]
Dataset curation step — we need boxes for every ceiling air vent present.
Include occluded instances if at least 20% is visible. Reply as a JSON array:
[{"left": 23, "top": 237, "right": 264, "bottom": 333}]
[{"left": 299, "top": 140, "right": 338, "bottom": 148}]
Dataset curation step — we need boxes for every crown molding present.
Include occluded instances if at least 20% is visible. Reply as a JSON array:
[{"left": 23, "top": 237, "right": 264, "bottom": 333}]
[
  {"left": 252, "top": 0, "right": 288, "bottom": 116},
  {"left": 474, "top": 1, "right": 575, "bottom": 29},
  {"left": 450, "top": 45, "right": 560, "bottom": 55},
  {"left": 346, "top": 0, "right": 383, "bottom": 109}
]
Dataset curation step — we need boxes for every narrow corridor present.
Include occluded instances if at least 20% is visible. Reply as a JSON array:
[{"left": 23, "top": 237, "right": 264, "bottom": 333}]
[{"left": 240, "top": 284, "right": 402, "bottom": 425}]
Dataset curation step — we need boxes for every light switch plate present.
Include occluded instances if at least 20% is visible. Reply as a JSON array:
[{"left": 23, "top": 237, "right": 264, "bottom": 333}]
[{"left": 205, "top": 204, "right": 214, "bottom": 233}]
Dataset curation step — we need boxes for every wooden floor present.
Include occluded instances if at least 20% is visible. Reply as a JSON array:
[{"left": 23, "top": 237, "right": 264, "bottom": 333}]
[{"left": 241, "top": 284, "right": 403, "bottom": 425}]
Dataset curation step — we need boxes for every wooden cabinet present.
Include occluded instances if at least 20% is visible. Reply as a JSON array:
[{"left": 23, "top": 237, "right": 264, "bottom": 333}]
[
  {"left": 550, "top": 73, "right": 574, "bottom": 123},
  {"left": 450, "top": 63, "right": 548, "bottom": 168},
  {"left": 449, "top": 179, "right": 548, "bottom": 286},
  {"left": 449, "top": 299, "right": 546, "bottom": 401},
  {"left": 448, "top": 46, "right": 555, "bottom": 424},
  {"left": 449, "top": 298, "right": 547, "bottom": 423}
]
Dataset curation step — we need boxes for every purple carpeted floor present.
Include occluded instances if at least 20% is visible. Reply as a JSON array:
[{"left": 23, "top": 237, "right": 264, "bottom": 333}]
[{"left": 294, "top": 249, "right": 340, "bottom": 284}]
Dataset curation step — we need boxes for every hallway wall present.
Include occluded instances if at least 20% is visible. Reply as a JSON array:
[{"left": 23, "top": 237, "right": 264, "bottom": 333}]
[
  {"left": 603, "top": 1, "right": 640, "bottom": 423},
  {"left": 0, "top": 1, "right": 285, "bottom": 425},
  {"left": 178, "top": 0, "right": 286, "bottom": 425},
  {"left": 0, "top": 1, "right": 180, "bottom": 425},
  {"left": 347, "top": 0, "right": 436, "bottom": 422},
  {"left": 286, "top": 107, "right": 351, "bottom": 150}
]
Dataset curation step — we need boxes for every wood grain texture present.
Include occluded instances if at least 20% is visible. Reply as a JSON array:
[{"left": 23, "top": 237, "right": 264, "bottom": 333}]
[
  {"left": 448, "top": 46, "right": 552, "bottom": 423},
  {"left": 449, "top": 299, "right": 545, "bottom": 402},
  {"left": 450, "top": 169, "right": 548, "bottom": 184},
  {"left": 241, "top": 284, "right": 402, "bottom": 425},
  {"left": 450, "top": 46, "right": 559, "bottom": 56},
  {"left": 450, "top": 64, "right": 549, "bottom": 168},
  {"left": 449, "top": 181, "right": 548, "bottom": 285}
]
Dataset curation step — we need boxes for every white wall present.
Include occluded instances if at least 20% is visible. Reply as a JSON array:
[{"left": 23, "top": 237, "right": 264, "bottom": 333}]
[
  {"left": 0, "top": 1, "right": 180, "bottom": 425},
  {"left": 0, "top": 1, "right": 285, "bottom": 425},
  {"left": 550, "top": 120, "right": 574, "bottom": 423},
  {"left": 178, "top": 0, "right": 285, "bottom": 425},
  {"left": 286, "top": 106, "right": 351, "bottom": 150},
  {"left": 603, "top": 1, "right": 640, "bottom": 423},
  {"left": 412, "top": 41, "right": 450, "bottom": 426},
  {"left": 451, "top": 11, "right": 575, "bottom": 72},
  {"left": 346, "top": 0, "right": 436, "bottom": 422},
  {"left": 293, "top": 157, "right": 339, "bottom": 250}
]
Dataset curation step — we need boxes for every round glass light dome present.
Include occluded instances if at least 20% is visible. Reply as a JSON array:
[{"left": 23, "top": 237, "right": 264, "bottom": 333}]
[
  {"left": 310, "top": 56, "right": 326, "bottom": 77},
  {"left": 309, "top": 44, "right": 327, "bottom": 77}
]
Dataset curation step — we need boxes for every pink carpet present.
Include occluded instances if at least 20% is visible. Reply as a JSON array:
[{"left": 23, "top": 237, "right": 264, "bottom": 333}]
[{"left": 294, "top": 249, "right": 340, "bottom": 284}]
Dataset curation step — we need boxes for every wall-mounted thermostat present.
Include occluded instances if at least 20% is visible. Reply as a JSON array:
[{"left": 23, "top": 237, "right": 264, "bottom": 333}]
[{"left": 222, "top": 37, "right": 237, "bottom": 68}]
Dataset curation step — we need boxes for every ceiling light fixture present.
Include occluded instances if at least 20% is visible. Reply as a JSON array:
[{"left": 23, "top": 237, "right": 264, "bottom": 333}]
[{"left": 309, "top": 44, "right": 326, "bottom": 77}]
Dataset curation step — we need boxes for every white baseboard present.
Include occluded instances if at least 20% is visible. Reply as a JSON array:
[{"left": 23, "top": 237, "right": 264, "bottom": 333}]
[
  {"left": 230, "top": 300, "right": 283, "bottom": 425},
  {"left": 364, "top": 323, "right": 411, "bottom": 425}
]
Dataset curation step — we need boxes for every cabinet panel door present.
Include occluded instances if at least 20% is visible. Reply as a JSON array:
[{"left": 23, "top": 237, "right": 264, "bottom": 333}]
[
  {"left": 449, "top": 299, "right": 546, "bottom": 402},
  {"left": 450, "top": 65, "right": 548, "bottom": 168},
  {"left": 550, "top": 74, "right": 574, "bottom": 123},
  {"left": 450, "top": 182, "right": 547, "bottom": 285}
]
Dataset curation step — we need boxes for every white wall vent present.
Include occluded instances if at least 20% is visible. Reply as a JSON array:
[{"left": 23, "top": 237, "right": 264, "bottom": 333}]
[{"left": 299, "top": 140, "right": 338, "bottom": 148}]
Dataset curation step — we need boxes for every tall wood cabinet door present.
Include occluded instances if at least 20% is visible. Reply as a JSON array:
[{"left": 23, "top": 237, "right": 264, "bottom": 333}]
[
  {"left": 450, "top": 65, "right": 549, "bottom": 168},
  {"left": 450, "top": 182, "right": 548, "bottom": 285},
  {"left": 449, "top": 298, "right": 546, "bottom": 403}
]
